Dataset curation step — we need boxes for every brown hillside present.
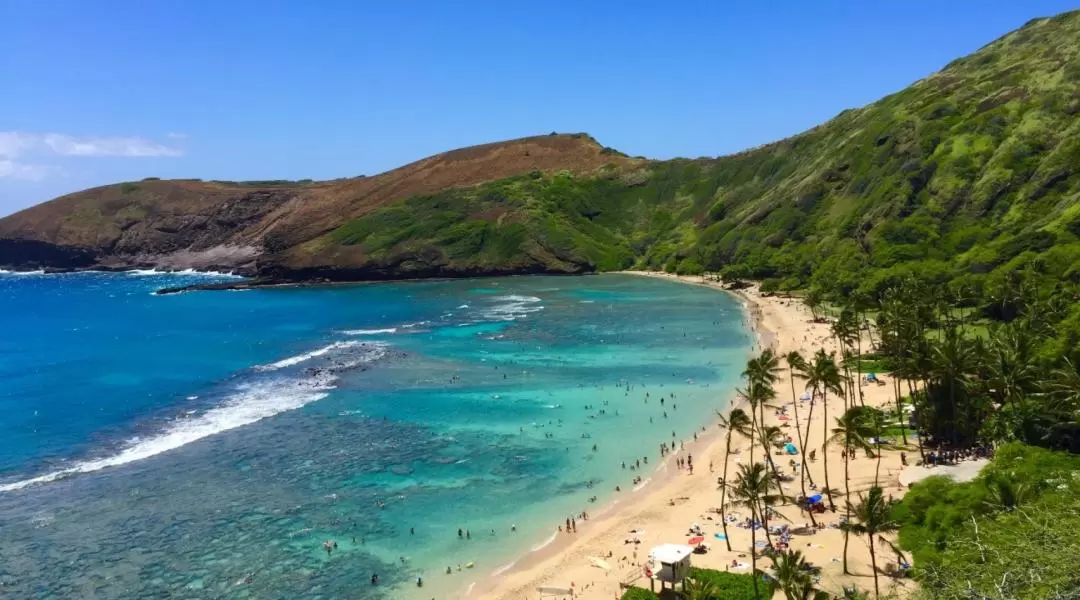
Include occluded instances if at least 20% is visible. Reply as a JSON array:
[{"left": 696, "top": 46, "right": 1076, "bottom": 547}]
[{"left": 0, "top": 133, "right": 637, "bottom": 272}]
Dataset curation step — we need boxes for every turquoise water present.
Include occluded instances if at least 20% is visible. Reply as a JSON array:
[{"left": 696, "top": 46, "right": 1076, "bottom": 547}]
[{"left": 0, "top": 271, "right": 751, "bottom": 599}]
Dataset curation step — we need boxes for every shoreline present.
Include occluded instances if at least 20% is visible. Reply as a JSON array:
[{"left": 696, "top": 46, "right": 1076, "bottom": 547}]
[
  {"left": 472, "top": 271, "right": 920, "bottom": 600},
  {"left": 462, "top": 271, "right": 769, "bottom": 599}
]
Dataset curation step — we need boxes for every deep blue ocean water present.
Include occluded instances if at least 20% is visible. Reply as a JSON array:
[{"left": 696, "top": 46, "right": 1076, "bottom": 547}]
[{"left": 0, "top": 270, "right": 751, "bottom": 599}]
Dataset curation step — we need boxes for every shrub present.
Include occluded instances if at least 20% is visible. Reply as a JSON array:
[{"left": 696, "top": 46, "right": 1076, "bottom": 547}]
[
  {"left": 687, "top": 567, "right": 774, "bottom": 599},
  {"left": 619, "top": 587, "right": 659, "bottom": 600}
]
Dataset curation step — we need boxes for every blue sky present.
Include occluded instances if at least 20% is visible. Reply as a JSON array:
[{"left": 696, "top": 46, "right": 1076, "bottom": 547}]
[{"left": 1, "top": 0, "right": 1076, "bottom": 216}]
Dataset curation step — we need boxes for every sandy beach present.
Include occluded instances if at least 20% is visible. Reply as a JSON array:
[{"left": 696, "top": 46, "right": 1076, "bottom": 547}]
[{"left": 468, "top": 272, "right": 922, "bottom": 600}]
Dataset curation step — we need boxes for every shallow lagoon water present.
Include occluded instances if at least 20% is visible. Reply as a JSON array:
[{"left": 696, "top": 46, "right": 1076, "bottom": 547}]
[{"left": 0, "top": 271, "right": 751, "bottom": 599}]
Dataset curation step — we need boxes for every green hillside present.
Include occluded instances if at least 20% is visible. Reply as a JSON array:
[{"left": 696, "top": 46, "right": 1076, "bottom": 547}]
[{"left": 312, "top": 11, "right": 1080, "bottom": 295}]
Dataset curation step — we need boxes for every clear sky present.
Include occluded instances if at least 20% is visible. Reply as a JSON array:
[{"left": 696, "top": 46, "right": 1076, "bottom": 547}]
[{"left": 1, "top": 0, "right": 1076, "bottom": 216}]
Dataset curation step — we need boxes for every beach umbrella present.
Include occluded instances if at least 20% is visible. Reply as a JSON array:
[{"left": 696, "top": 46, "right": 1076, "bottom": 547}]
[
  {"left": 808, "top": 494, "right": 822, "bottom": 504},
  {"left": 688, "top": 536, "right": 705, "bottom": 545},
  {"left": 800, "top": 392, "right": 810, "bottom": 401}
]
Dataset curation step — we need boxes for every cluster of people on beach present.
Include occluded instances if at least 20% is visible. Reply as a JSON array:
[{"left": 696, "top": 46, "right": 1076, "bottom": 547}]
[
  {"left": 925, "top": 444, "right": 994, "bottom": 466},
  {"left": 558, "top": 512, "right": 589, "bottom": 534}
]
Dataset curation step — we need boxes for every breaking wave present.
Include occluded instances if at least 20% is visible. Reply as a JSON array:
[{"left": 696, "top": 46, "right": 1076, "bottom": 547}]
[
  {"left": 340, "top": 328, "right": 398, "bottom": 336},
  {"left": 482, "top": 295, "right": 544, "bottom": 321},
  {"left": 0, "top": 341, "right": 387, "bottom": 493},
  {"left": 254, "top": 341, "right": 366, "bottom": 371}
]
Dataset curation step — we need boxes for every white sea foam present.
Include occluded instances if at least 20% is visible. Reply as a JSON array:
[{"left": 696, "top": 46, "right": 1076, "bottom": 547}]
[
  {"left": 491, "top": 561, "right": 517, "bottom": 576},
  {"left": 0, "top": 378, "right": 329, "bottom": 493},
  {"left": 0, "top": 342, "right": 387, "bottom": 493},
  {"left": 531, "top": 531, "right": 558, "bottom": 551},
  {"left": 400, "top": 321, "right": 429, "bottom": 329},
  {"left": 340, "top": 328, "right": 397, "bottom": 336},
  {"left": 0, "top": 269, "right": 45, "bottom": 276},
  {"left": 483, "top": 295, "right": 544, "bottom": 321},
  {"left": 254, "top": 341, "right": 364, "bottom": 371}
]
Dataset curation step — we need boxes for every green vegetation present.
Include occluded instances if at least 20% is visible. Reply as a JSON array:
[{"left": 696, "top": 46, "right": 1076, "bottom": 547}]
[
  {"left": 322, "top": 11, "right": 1080, "bottom": 284},
  {"left": 617, "top": 568, "right": 772, "bottom": 600},
  {"left": 619, "top": 587, "right": 660, "bottom": 600},
  {"left": 894, "top": 444, "right": 1080, "bottom": 599}
]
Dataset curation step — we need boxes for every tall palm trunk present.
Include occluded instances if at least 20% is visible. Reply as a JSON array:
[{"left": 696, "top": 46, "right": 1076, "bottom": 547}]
[
  {"left": 821, "top": 388, "right": 836, "bottom": 511},
  {"left": 750, "top": 501, "right": 761, "bottom": 600},
  {"left": 719, "top": 430, "right": 733, "bottom": 551},
  {"left": 841, "top": 442, "right": 852, "bottom": 575},
  {"left": 755, "top": 404, "right": 776, "bottom": 547},
  {"left": 869, "top": 534, "right": 880, "bottom": 598},
  {"left": 894, "top": 377, "right": 907, "bottom": 444},
  {"left": 907, "top": 378, "right": 926, "bottom": 463},
  {"left": 789, "top": 370, "right": 816, "bottom": 526},
  {"left": 747, "top": 408, "right": 761, "bottom": 600},
  {"left": 802, "top": 386, "right": 817, "bottom": 487}
]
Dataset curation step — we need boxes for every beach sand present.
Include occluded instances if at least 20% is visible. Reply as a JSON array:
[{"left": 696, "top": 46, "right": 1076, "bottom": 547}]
[{"left": 467, "top": 272, "right": 923, "bottom": 600}]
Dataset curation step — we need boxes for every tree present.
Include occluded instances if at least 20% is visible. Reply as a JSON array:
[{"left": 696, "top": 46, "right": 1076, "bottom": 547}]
[
  {"left": 804, "top": 288, "right": 824, "bottom": 322},
  {"left": 842, "top": 486, "right": 904, "bottom": 598},
  {"left": 827, "top": 406, "right": 878, "bottom": 574},
  {"left": 743, "top": 349, "right": 783, "bottom": 536},
  {"left": 728, "top": 462, "right": 788, "bottom": 600},
  {"left": 786, "top": 351, "right": 815, "bottom": 522},
  {"left": 769, "top": 549, "right": 830, "bottom": 600},
  {"left": 717, "top": 408, "right": 752, "bottom": 551},
  {"left": 804, "top": 349, "right": 844, "bottom": 511},
  {"left": 678, "top": 576, "right": 717, "bottom": 600}
]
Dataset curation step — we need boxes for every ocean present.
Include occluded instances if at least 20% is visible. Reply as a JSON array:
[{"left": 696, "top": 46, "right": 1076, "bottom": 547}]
[{"left": 0, "top": 270, "right": 752, "bottom": 599}]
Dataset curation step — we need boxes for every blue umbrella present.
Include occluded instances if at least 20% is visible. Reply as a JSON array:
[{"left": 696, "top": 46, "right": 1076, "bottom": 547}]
[{"left": 808, "top": 494, "right": 822, "bottom": 504}]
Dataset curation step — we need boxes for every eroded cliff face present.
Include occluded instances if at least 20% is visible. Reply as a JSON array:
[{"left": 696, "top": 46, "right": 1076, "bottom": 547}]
[{"left": 0, "top": 239, "right": 98, "bottom": 271}]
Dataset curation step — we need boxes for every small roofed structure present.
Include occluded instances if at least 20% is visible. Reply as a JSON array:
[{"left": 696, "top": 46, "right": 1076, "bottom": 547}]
[{"left": 644, "top": 544, "right": 693, "bottom": 593}]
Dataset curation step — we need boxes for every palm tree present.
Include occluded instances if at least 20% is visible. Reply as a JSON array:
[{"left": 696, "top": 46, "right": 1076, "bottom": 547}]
[
  {"left": 728, "top": 462, "right": 789, "bottom": 600},
  {"left": 841, "top": 486, "right": 904, "bottom": 598},
  {"left": 786, "top": 351, "right": 815, "bottom": 508},
  {"left": 827, "top": 406, "right": 878, "bottom": 575},
  {"left": 832, "top": 308, "right": 862, "bottom": 408},
  {"left": 678, "top": 576, "right": 717, "bottom": 600},
  {"left": 804, "top": 349, "right": 844, "bottom": 511},
  {"left": 769, "top": 549, "right": 829, "bottom": 600},
  {"left": 716, "top": 407, "right": 752, "bottom": 551},
  {"left": 761, "top": 424, "right": 786, "bottom": 475},
  {"left": 928, "top": 325, "right": 977, "bottom": 445},
  {"left": 745, "top": 349, "right": 782, "bottom": 459}
]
